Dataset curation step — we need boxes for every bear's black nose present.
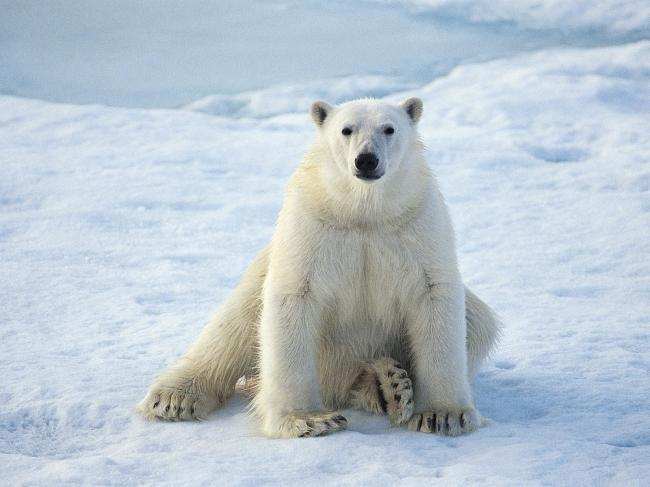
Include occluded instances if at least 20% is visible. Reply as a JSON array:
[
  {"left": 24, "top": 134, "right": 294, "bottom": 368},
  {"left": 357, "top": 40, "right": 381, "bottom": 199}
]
[{"left": 355, "top": 152, "right": 379, "bottom": 172}]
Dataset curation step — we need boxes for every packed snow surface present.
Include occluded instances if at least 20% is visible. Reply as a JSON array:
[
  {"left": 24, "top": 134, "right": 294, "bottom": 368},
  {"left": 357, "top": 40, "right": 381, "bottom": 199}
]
[{"left": 1, "top": 3, "right": 650, "bottom": 485}]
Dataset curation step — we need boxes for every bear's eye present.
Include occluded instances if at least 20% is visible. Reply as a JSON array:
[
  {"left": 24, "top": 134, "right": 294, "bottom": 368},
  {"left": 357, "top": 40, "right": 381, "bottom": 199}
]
[
  {"left": 384, "top": 126, "right": 395, "bottom": 135},
  {"left": 341, "top": 127, "right": 353, "bottom": 136}
]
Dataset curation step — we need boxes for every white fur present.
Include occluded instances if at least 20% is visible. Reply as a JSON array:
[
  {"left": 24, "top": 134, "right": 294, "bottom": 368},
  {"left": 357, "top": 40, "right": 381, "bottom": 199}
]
[{"left": 138, "top": 97, "right": 501, "bottom": 438}]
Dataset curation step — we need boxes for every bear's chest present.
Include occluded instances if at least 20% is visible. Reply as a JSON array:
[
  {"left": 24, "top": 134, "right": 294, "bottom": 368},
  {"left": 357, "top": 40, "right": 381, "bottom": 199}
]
[{"left": 315, "top": 227, "right": 423, "bottom": 325}]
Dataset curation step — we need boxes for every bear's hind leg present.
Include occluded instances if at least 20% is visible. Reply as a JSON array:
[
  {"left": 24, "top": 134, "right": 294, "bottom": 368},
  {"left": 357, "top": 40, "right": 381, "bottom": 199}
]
[
  {"left": 348, "top": 357, "right": 414, "bottom": 425},
  {"left": 138, "top": 246, "right": 269, "bottom": 421},
  {"left": 465, "top": 287, "right": 502, "bottom": 379}
]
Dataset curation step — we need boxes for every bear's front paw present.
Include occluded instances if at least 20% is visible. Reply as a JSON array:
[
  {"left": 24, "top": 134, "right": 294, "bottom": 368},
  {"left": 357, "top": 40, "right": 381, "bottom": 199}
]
[
  {"left": 137, "top": 382, "right": 219, "bottom": 421},
  {"left": 278, "top": 411, "right": 348, "bottom": 438},
  {"left": 407, "top": 407, "right": 480, "bottom": 436}
]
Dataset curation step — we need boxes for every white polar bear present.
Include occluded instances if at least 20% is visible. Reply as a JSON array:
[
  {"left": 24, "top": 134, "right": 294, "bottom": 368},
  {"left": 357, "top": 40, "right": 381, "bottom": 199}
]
[{"left": 138, "top": 97, "right": 501, "bottom": 438}]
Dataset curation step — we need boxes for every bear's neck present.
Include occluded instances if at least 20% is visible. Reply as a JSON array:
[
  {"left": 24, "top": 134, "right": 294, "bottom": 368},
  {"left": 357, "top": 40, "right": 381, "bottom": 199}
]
[{"left": 296, "top": 144, "right": 433, "bottom": 231}]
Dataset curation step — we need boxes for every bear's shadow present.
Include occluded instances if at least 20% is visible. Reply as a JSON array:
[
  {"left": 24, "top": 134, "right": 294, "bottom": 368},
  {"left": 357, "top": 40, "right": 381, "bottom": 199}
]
[{"left": 473, "top": 369, "right": 551, "bottom": 423}]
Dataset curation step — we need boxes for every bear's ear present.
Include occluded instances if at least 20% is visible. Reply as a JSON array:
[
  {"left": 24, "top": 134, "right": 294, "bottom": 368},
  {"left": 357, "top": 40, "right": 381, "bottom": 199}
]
[
  {"left": 401, "top": 97, "right": 423, "bottom": 124},
  {"left": 310, "top": 101, "right": 333, "bottom": 127}
]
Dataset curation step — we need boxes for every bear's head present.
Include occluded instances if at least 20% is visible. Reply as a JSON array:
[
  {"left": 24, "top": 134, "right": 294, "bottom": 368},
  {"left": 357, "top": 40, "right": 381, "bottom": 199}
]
[{"left": 310, "top": 97, "right": 423, "bottom": 184}]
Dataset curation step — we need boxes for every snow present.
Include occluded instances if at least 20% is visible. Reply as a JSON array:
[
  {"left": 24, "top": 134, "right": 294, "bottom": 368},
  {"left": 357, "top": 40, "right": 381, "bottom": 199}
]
[
  {"left": 183, "top": 75, "right": 417, "bottom": 118},
  {"left": 1, "top": 2, "right": 650, "bottom": 485}
]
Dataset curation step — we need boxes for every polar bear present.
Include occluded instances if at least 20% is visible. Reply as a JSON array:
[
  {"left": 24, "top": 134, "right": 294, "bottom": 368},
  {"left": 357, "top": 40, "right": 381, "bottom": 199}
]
[{"left": 138, "top": 97, "right": 501, "bottom": 438}]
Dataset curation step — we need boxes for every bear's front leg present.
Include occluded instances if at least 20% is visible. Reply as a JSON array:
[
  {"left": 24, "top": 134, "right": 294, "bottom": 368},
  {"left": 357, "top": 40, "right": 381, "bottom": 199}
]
[
  {"left": 254, "top": 286, "right": 347, "bottom": 438},
  {"left": 407, "top": 281, "right": 481, "bottom": 436}
]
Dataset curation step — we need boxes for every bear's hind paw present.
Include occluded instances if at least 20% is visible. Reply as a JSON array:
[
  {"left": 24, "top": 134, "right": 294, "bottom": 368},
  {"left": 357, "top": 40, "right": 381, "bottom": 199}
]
[{"left": 137, "top": 384, "right": 219, "bottom": 422}]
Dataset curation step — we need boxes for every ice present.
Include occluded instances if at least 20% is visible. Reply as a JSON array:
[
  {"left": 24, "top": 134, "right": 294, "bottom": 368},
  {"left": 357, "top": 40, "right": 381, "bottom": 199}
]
[
  {"left": 1, "top": 0, "right": 634, "bottom": 109},
  {"left": 383, "top": 0, "right": 650, "bottom": 35},
  {"left": 1, "top": 2, "right": 649, "bottom": 485}
]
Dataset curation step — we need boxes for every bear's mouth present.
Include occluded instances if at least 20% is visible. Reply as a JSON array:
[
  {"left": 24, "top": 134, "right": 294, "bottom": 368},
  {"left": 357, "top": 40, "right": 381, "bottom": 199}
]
[{"left": 355, "top": 171, "right": 383, "bottom": 181}]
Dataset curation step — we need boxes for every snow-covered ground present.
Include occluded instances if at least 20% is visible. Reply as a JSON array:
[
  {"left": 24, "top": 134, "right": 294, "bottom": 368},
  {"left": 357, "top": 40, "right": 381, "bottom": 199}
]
[{"left": 1, "top": 2, "right": 649, "bottom": 485}]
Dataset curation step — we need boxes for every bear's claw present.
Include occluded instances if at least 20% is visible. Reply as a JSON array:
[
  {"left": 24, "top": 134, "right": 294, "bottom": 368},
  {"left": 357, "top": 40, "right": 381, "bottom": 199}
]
[{"left": 407, "top": 407, "right": 481, "bottom": 436}]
